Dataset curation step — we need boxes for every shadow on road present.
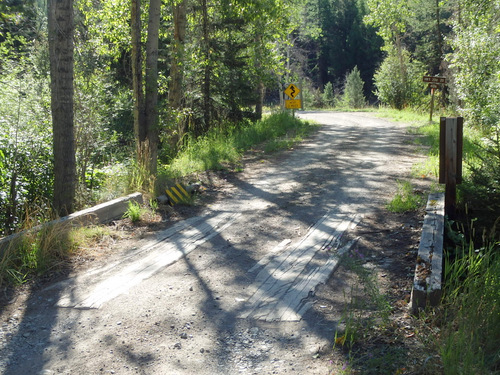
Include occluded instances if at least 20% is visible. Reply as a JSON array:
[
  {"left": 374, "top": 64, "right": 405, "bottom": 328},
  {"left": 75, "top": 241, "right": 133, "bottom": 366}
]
[{"left": 0, "top": 112, "right": 425, "bottom": 374}]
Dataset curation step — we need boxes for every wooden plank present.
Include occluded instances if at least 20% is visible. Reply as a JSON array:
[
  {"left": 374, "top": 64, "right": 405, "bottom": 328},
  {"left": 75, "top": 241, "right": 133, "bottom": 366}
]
[
  {"left": 278, "top": 237, "right": 360, "bottom": 321},
  {"left": 269, "top": 226, "right": 360, "bottom": 322},
  {"left": 244, "top": 212, "right": 341, "bottom": 307},
  {"left": 411, "top": 193, "right": 444, "bottom": 312},
  {"left": 247, "top": 239, "right": 291, "bottom": 273},
  {"left": 445, "top": 118, "right": 458, "bottom": 218},
  {"left": 239, "top": 211, "right": 361, "bottom": 321},
  {"left": 57, "top": 212, "right": 240, "bottom": 309},
  {"left": 439, "top": 117, "right": 446, "bottom": 184},
  {"left": 456, "top": 117, "right": 463, "bottom": 184},
  {"left": 241, "top": 212, "right": 347, "bottom": 317}
]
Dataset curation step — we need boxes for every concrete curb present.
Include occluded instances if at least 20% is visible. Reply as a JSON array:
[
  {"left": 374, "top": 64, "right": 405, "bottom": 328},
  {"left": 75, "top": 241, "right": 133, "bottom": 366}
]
[
  {"left": 0, "top": 192, "right": 143, "bottom": 255},
  {"left": 410, "top": 192, "right": 445, "bottom": 313},
  {"left": 66, "top": 192, "right": 143, "bottom": 226}
]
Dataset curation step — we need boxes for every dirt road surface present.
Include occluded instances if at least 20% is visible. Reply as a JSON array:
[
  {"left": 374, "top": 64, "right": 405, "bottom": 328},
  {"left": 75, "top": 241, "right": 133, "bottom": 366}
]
[{"left": 0, "top": 112, "right": 428, "bottom": 374}]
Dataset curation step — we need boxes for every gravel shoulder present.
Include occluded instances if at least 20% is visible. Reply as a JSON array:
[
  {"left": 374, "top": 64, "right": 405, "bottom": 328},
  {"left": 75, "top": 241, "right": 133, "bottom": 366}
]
[{"left": 0, "top": 112, "right": 432, "bottom": 375}]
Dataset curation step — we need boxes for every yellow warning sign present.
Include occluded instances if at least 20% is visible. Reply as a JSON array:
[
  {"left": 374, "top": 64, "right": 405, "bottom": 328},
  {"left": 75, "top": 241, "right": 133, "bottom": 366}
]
[
  {"left": 285, "top": 99, "right": 301, "bottom": 109},
  {"left": 166, "top": 183, "right": 190, "bottom": 205},
  {"left": 284, "top": 84, "right": 300, "bottom": 99}
]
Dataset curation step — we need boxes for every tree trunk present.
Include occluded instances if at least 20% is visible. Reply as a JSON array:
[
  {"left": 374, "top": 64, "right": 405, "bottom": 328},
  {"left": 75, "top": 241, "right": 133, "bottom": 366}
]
[
  {"left": 254, "top": 32, "right": 264, "bottom": 120},
  {"left": 131, "top": 0, "right": 161, "bottom": 190},
  {"left": 169, "top": 0, "right": 187, "bottom": 147},
  {"left": 201, "top": 0, "right": 211, "bottom": 133},
  {"left": 131, "top": 0, "right": 145, "bottom": 153},
  {"left": 435, "top": 0, "right": 442, "bottom": 62},
  {"left": 255, "top": 81, "right": 265, "bottom": 120},
  {"left": 169, "top": 0, "right": 186, "bottom": 111},
  {"left": 48, "top": 0, "right": 76, "bottom": 216},
  {"left": 144, "top": 0, "right": 161, "bottom": 177}
]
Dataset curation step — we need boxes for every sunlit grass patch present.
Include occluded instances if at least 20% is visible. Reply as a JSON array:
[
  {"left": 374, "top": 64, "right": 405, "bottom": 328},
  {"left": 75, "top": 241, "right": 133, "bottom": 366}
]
[
  {"left": 376, "top": 107, "right": 430, "bottom": 125},
  {"left": 411, "top": 155, "right": 440, "bottom": 180},
  {"left": 387, "top": 180, "right": 425, "bottom": 213},
  {"left": 160, "top": 112, "right": 318, "bottom": 179},
  {"left": 0, "top": 221, "right": 75, "bottom": 286}
]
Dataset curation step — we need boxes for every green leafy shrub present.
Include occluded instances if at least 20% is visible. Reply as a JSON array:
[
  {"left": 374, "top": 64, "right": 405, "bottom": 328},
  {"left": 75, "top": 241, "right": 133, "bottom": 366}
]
[
  {"left": 374, "top": 47, "right": 427, "bottom": 109},
  {"left": 0, "top": 58, "right": 53, "bottom": 235}
]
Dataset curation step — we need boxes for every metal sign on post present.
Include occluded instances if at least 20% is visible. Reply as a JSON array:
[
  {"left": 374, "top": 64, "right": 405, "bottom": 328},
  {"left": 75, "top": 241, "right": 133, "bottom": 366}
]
[
  {"left": 284, "top": 84, "right": 300, "bottom": 99},
  {"left": 284, "top": 83, "right": 302, "bottom": 114},
  {"left": 285, "top": 99, "right": 301, "bottom": 109}
]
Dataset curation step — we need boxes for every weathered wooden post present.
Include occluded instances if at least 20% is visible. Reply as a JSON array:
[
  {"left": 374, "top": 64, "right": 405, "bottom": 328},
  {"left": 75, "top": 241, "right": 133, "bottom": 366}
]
[
  {"left": 429, "top": 87, "right": 435, "bottom": 122},
  {"left": 439, "top": 117, "right": 463, "bottom": 218}
]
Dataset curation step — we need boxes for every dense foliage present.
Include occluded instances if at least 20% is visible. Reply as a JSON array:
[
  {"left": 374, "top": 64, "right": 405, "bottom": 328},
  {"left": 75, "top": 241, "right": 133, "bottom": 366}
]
[{"left": 0, "top": 0, "right": 499, "bottom": 235}]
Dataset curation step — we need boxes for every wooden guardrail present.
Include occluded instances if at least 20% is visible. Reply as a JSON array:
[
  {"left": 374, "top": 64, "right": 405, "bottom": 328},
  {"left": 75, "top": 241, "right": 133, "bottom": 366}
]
[{"left": 410, "top": 192, "right": 445, "bottom": 312}]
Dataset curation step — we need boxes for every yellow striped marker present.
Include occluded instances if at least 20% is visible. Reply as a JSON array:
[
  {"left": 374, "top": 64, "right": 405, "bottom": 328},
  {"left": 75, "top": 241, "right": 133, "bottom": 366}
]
[{"left": 166, "top": 183, "right": 190, "bottom": 205}]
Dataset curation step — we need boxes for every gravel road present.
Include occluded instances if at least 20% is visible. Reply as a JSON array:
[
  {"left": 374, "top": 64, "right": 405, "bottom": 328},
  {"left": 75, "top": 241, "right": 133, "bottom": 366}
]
[{"left": 0, "top": 112, "right": 427, "bottom": 375}]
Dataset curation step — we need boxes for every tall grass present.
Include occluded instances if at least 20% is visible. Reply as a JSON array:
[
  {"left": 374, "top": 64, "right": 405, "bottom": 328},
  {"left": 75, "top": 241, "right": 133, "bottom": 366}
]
[
  {"left": 161, "top": 111, "right": 318, "bottom": 178},
  {"left": 440, "top": 225, "right": 500, "bottom": 374},
  {"left": 0, "top": 221, "right": 75, "bottom": 286}
]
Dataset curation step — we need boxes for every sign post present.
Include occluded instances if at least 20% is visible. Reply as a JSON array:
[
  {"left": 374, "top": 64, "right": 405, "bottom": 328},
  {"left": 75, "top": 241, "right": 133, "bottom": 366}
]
[
  {"left": 439, "top": 117, "right": 463, "bottom": 219},
  {"left": 423, "top": 76, "right": 446, "bottom": 122}
]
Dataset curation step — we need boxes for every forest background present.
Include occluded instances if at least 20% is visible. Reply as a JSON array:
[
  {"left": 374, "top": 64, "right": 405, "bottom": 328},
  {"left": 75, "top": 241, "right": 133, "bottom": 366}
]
[{"left": 0, "top": 0, "right": 499, "bottom": 236}]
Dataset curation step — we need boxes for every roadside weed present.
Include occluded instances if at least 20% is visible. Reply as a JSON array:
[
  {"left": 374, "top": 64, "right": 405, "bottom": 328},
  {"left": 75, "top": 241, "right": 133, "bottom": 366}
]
[
  {"left": 411, "top": 155, "right": 439, "bottom": 179},
  {"left": 0, "top": 220, "right": 76, "bottom": 287},
  {"left": 122, "top": 200, "right": 144, "bottom": 223},
  {"left": 0, "top": 221, "right": 121, "bottom": 288},
  {"left": 149, "top": 198, "right": 159, "bottom": 213},
  {"left": 387, "top": 180, "right": 424, "bottom": 213},
  {"left": 160, "top": 112, "right": 317, "bottom": 178}
]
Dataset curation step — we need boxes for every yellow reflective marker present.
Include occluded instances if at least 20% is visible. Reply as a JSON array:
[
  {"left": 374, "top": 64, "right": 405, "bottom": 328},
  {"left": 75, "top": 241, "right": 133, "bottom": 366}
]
[{"left": 166, "top": 183, "right": 190, "bottom": 205}]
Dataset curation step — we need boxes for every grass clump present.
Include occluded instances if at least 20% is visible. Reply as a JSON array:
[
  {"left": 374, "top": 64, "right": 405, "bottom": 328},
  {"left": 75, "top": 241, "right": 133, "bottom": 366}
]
[
  {"left": 122, "top": 200, "right": 145, "bottom": 223},
  {"left": 0, "top": 221, "right": 76, "bottom": 286},
  {"left": 0, "top": 215, "right": 118, "bottom": 288},
  {"left": 387, "top": 180, "right": 424, "bottom": 213}
]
